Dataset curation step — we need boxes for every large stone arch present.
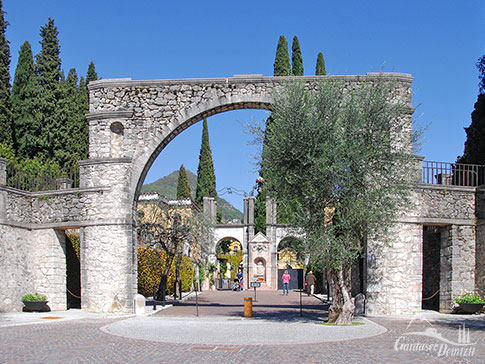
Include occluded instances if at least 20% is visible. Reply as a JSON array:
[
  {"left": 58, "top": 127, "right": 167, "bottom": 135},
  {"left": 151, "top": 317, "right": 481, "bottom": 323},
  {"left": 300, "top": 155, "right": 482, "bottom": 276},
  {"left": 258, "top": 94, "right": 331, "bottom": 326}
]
[
  {"left": 131, "top": 99, "right": 272, "bottom": 211},
  {"left": 77, "top": 73, "right": 413, "bottom": 312}
]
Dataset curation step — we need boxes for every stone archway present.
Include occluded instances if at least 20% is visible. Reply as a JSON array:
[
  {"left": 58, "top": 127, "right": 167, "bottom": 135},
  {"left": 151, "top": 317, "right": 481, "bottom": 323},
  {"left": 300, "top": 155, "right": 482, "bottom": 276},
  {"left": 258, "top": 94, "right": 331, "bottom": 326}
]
[{"left": 77, "top": 73, "right": 413, "bottom": 312}]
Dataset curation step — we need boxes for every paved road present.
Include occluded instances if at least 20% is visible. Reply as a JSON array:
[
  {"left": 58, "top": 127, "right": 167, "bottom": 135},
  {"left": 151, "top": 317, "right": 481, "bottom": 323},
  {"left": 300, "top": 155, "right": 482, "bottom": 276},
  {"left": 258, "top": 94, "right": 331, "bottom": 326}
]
[{"left": 1, "top": 290, "right": 484, "bottom": 364}]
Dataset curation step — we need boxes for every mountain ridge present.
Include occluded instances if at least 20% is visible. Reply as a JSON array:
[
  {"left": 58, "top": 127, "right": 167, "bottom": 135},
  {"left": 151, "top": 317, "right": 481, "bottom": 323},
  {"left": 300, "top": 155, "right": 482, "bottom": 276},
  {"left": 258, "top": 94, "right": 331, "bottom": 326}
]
[{"left": 141, "top": 169, "right": 243, "bottom": 223}]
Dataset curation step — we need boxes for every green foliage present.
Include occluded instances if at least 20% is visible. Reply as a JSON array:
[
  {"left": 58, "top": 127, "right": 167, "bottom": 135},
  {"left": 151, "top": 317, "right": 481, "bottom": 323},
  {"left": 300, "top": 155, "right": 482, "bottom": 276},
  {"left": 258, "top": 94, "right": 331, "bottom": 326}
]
[
  {"left": 195, "top": 119, "right": 217, "bottom": 206},
  {"left": 21, "top": 292, "right": 47, "bottom": 302},
  {"left": 86, "top": 61, "right": 98, "bottom": 84},
  {"left": 216, "top": 250, "right": 242, "bottom": 279},
  {"left": 315, "top": 52, "right": 326, "bottom": 76},
  {"left": 11, "top": 41, "right": 42, "bottom": 158},
  {"left": 291, "top": 36, "right": 304, "bottom": 76},
  {"left": 176, "top": 164, "right": 191, "bottom": 199},
  {"left": 257, "top": 78, "right": 416, "bottom": 323},
  {"left": 458, "top": 94, "right": 485, "bottom": 165},
  {"left": 454, "top": 292, "right": 484, "bottom": 304},
  {"left": 477, "top": 55, "right": 485, "bottom": 95},
  {"left": 137, "top": 246, "right": 193, "bottom": 297},
  {"left": 35, "top": 18, "right": 62, "bottom": 162},
  {"left": 273, "top": 35, "right": 290, "bottom": 76},
  {"left": 458, "top": 57, "right": 485, "bottom": 166},
  {"left": 0, "top": 0, "right": 12, "bottom": 147},
  {"left": 0, "top": 142, "right": 56, "bottom": 170}
]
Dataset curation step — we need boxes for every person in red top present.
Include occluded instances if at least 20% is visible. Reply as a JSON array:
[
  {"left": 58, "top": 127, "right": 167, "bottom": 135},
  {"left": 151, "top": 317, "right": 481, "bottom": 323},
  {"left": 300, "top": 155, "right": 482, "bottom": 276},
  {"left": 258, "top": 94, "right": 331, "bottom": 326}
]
[{"left": 282, "top": 270, "right": 291, "bottom": 296}]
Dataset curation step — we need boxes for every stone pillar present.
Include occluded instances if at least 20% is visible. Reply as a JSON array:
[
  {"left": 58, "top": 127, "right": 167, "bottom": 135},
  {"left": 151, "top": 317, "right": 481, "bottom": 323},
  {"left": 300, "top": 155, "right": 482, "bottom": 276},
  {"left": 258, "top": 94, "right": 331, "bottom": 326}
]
[
  {"left": 78, "top": 157, "right": 137, "bottom": 313},
  {"left": 81, "top": 223, "right": 137, "bottom": 312},
  {"left": 439, "top": 225, "right": 476, "bottom": 312},
  {"left": 476, "top": 186, "right": 485, "bottom": 298},
  {"left": 366, "top": 222, "right": 423, "bottom": 315},
  {"left": 413, "top": 155, "right": 425, "bottom": 184},
  {"left": 0, "top": 157, "right": 7, "bottom": 185},
  {"left": 203, "top": 197, "right": 217, "bottom": 224},
  {"left": 244, "top": 196, "right": 255, "bottom": 241}
]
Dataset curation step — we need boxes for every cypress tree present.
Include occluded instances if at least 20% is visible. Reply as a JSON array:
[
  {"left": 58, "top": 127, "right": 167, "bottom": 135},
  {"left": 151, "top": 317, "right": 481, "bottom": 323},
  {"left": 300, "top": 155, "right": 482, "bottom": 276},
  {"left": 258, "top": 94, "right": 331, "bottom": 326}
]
[
  {"left": 458, "top": 56, "right": 485, "bottom": 165},
  {"left": 458, "top": 94, "right": 485, "bottom": 165},
  {"left": 11, "top": 41, "right": 42, "bottom": 159},
  {"left": 195, "top": 119, "right": 217, "bottom": 207},
  {"left": 273, "top": 35, "right": 290, "bottom": 76},
  {"left": 291, "top": 36, "right": 304, "bottom": 76},
  {"left": 254, "top": 187, "right": 266, "bottom": 234},
  {"left": 54, "top": 68, "right": 82, "bottom": 167},
  {"left": 315, "top": 52, "right": 326, "bottom": 75},
  {"left": 176, "top": 164, "right": 192, "bottom": 199},
  {"left": 75, "top": 62, "right": 98, "bottom": 162},
  {"left": 0, "top": 0, "right": 12, "bottom": 146},
  {"left": 35, "top": 17, "right": 61, "bottom": 161},
  {"left": 86, "top": 61, "right": 98, "bottom": 84},
  {"left": 77, "top": 75, "right": 89, "bottom": 160}
]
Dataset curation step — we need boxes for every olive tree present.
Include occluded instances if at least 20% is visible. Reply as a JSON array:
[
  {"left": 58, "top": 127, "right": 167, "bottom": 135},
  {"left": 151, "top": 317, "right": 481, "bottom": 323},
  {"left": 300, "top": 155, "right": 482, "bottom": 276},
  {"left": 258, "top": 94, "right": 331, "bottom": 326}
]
[
  {"left": 253, "top": 77, "right": 417, "bottom": 324},
  {"left": 137, "top": 198, "right": 214, "bottom": 300}
]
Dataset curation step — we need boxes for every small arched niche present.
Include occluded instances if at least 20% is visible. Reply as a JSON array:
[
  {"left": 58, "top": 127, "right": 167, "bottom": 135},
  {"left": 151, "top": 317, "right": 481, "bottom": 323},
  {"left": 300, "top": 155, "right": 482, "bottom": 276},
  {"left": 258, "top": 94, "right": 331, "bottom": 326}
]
[
  {"left": 110, "top": 122, "right": 125, "bottom": 157},
  {"left": 254, "top": 257, "right": 266, "bottom": 282}
]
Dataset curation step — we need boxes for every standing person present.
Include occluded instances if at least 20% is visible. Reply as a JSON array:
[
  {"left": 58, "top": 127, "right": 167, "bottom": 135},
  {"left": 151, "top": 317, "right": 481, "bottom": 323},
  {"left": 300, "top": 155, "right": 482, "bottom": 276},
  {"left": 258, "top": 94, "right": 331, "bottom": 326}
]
[
  {"left": 236, "top": 269, "right": 243, "bottom": 291},
  {"left": 305, "top": 270, "right": 316, "bottom": 296},
  {"left": 282, "top": 270, "right": 291, "bottom": 296}
]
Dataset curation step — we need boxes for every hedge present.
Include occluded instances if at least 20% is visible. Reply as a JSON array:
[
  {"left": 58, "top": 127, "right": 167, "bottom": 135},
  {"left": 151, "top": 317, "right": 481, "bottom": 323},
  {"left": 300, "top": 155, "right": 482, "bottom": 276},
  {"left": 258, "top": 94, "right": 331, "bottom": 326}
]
[{"left": 137, "top": 247, "right": 193, "bottom": 297}]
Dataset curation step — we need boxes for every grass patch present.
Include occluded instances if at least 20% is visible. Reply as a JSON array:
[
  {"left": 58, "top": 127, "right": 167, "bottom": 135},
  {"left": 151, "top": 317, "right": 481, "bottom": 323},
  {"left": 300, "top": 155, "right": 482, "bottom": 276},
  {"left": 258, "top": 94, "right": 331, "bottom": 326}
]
[{"left": 320, "top": 321, "right": 364, "bottom": 326}]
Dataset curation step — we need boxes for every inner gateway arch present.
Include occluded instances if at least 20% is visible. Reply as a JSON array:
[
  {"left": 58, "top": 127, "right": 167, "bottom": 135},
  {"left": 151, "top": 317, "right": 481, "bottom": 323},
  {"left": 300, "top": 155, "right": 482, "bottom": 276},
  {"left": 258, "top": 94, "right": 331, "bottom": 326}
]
[{"left": 1, "top": 73, "right": 482, "bottom": 315}]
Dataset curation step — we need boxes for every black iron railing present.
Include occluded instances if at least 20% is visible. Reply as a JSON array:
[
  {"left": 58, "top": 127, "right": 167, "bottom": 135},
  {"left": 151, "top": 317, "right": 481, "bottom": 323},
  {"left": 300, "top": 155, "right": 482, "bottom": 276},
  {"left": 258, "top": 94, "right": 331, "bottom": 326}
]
[
  {"left": 5, "top": 165, "right": 80, "bottom": 192},
  {"left": 422, "top": 161, "right": 485, "bottom": 187}
]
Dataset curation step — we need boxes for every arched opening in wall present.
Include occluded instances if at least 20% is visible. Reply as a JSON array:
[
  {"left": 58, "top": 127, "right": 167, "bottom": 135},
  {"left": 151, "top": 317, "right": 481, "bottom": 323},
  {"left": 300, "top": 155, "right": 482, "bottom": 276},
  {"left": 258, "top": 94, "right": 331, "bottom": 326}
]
[
  {"left": 215, "top": 237, "right": 243, "bottom": 290},
  {"left": 135, "top": 108, "right": 270, "bottom": 300},
  {"left": 277, "top": 237, "right": 304, "bottom": 290}
]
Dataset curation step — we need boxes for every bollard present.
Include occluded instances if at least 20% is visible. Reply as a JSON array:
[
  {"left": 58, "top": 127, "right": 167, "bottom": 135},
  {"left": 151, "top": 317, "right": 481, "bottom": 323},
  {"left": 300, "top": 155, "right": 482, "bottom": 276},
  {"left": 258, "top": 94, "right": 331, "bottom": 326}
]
[{"left": 244, "top": 297, "right": 253, "bottom": 317}]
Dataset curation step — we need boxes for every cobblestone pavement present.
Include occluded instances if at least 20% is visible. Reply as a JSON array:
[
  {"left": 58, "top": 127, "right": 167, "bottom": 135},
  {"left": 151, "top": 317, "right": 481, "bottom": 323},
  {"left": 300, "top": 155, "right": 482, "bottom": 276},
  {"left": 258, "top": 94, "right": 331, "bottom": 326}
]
[{"left": 0, "top": 290, "right": 484, "bottom": 364}]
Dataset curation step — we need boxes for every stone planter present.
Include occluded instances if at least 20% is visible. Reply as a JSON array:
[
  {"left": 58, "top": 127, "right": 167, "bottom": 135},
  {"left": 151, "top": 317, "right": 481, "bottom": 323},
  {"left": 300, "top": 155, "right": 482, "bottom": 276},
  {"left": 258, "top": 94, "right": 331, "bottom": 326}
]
[
  {"left": 455, "top": 302, "right": 485, "bottom": 314},
  {"left": 22, "top": 301, "right": 50, "bottom": 312}
]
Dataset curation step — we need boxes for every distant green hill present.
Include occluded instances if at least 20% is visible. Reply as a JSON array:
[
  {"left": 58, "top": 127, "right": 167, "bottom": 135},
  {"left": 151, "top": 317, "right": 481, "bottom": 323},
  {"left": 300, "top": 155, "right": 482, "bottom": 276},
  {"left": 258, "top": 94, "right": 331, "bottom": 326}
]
[{"left": 141, "top": 170, "right": 243, "bottom": 223}]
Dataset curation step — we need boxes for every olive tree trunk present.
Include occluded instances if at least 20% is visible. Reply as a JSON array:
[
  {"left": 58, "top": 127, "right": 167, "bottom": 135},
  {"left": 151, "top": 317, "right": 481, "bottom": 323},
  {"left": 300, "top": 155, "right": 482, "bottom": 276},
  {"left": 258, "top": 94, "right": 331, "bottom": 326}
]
[{"left": 327, "top": 266, "right": 355, "bottom": 325}]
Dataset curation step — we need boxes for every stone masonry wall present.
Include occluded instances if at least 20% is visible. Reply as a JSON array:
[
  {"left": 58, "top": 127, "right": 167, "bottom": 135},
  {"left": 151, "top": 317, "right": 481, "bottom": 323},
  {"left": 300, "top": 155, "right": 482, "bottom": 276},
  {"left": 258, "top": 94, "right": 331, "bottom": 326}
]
[
  {"left": 0, "top": 225, "right": 66, "bottom": 312},
  {"left": 439, "top": 225, "right": 476, "bottom": 312},
  {"left": 366, "top": 222, "right": 423, "bottom": 315},
  {"left": 417, "top": 185, "right": 475, "bottom": 221},
  {"left": 1, "top": 186, "right": 110, "bottom": 228}
]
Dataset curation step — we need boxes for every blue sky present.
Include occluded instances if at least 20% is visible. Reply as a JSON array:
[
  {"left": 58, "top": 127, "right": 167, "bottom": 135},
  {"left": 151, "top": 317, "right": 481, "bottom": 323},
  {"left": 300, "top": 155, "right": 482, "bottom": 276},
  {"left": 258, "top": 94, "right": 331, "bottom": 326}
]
[{"left": 4, "top": 1, "right": 485, "bottom": 211}]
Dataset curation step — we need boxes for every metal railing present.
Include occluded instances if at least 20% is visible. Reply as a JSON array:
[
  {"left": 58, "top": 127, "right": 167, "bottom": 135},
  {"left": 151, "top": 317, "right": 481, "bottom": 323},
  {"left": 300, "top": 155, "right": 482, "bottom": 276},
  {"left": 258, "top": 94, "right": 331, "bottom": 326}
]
[
  {"left": 5, "top": 165, "right": 80, "bottom": 192},
  {"left": 422, "top": 161, "right": 485, "bottom": 187}
]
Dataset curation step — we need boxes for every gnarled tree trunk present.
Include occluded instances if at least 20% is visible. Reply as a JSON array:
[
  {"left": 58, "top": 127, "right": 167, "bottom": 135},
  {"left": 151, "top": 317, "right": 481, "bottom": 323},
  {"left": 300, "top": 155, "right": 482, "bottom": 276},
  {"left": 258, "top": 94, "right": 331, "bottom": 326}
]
[{"left": 327, "top": 266, "right": 355, "bottom": 325}]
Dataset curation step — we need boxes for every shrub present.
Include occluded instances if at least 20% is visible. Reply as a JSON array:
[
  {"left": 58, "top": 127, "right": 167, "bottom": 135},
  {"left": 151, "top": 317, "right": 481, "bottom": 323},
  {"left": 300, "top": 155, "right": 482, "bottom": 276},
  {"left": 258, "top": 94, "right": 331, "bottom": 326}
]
[
  {"left": 21, "top": 292, "right": 47, "bottom": 302},
  {"left": 454, "top": 292, "right": 485, "bottom": 304}
]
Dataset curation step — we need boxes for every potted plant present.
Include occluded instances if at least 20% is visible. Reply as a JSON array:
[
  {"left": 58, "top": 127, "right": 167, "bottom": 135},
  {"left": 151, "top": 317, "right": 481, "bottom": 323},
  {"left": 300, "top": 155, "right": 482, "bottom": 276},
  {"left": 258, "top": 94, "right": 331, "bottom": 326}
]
[
  {"left": 21, "top": 292, "right": 50, "bottom": 312},
  {"left": 453, "top": 292, "right": 485, "bottom": 314}
]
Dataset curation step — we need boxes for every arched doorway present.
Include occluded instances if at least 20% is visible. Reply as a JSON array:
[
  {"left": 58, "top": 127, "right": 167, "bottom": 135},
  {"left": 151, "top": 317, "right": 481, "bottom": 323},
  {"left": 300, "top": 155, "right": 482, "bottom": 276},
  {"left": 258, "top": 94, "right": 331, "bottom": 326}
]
[
  {"left": 277, "top": 237, "right": 304, "bottom": 290},
  {"left": 215, "top": 237, "right": 243, "bottom": 290}
]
